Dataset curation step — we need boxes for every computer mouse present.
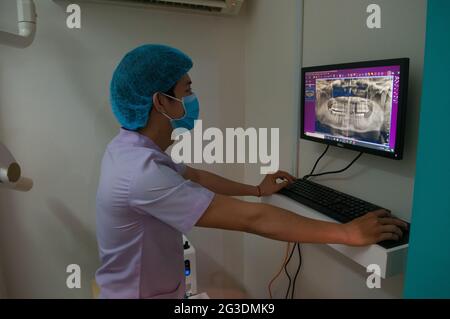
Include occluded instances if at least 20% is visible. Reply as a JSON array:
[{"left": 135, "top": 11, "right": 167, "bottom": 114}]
[{"left": 276, "top": 177, "right": 288, "bottom": 184}]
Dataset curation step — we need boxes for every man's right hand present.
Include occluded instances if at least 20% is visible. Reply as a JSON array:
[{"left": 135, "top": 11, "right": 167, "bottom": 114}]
[
  {"left": 197, "top": 195, "right": 409, "bottom": 246},
  {"left": 343, "top": 210, "right": 408, "bottom": 247}
]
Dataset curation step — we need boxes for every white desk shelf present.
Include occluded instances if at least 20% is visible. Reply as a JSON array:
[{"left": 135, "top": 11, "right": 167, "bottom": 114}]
[{"left": 261, "top": 194, "right": 409, "bottom": 279}]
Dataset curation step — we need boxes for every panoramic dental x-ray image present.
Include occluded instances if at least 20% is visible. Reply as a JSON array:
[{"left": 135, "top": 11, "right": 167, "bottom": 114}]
[{"left": 315, "top": 78, "right": 393, "bottom": 145}]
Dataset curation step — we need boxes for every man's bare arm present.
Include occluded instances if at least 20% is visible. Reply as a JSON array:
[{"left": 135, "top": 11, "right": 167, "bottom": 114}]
[
  {"left": 183, "top": 166, "right": 295, "bottom": 197},
  {"left": 196, "top": 194, "right": 407, "bottom": 246}
]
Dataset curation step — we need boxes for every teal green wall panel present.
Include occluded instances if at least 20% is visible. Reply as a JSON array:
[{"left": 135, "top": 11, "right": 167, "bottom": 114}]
[{"left": 404, "top": 0, "right": 450, "bottom": 299}]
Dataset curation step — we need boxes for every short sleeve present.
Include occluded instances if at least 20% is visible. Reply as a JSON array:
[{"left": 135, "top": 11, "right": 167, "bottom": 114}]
[
  {"left": 129, "top": 162, "right": 214, "bottom": 234},
  {"left": 173, "top": 161, "right": 187, "bottom": 175}
]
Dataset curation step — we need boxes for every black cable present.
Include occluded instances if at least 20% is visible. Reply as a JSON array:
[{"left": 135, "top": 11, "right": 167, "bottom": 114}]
[
  {"left": 304, "top": 151, "right": 363, "bottom": 179},
  {"left": 284, "top": 243, "right": 297, "bottom": 299},
  {"left": 290, "top": 243, "right": 302, "bottom": 299},
  {"left": 285, "top": 147, "right": 362, "bottom": 298},
  {"left": 307, "top": 145, "right": 330, "bottom": 177},
  {"left": 284, "top": 147, "right": 363, "bottom": 298},
  {"left": 283, "top": 147, "right": 328, "bottom": 299}
]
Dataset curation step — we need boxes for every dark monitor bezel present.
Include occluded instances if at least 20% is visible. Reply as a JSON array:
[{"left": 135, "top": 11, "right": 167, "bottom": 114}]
[{"left": 300, "top": 58, "right": 409, "bottom": 160}]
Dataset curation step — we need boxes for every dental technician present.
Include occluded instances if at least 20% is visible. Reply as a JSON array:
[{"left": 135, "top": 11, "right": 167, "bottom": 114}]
[{"left": 95, "top": 44, "right": 407, "bottom": 299}]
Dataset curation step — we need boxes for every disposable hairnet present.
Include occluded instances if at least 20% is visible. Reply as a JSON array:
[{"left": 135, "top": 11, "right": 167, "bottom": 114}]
[{"left": 110, "top": 44, "right": 193, "bottom": 130}]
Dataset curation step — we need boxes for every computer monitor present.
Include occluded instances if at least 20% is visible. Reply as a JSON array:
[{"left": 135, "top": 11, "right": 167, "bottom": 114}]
[{"left": 301, "top": 58, "right": 409, "bottom": 159}]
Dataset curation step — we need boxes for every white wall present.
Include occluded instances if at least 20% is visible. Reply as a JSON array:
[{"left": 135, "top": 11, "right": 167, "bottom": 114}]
[
  {"left": 242, "top": 0, "right": 303, "bottom": 299},
  {"left": 243, "top": 0, "right": 426, "bottom": 298},
  {"left": 0, "top": 0, "right": 427, "bottom": 299},
  {"left": 0, "top": 0, "right": 247, "bottom": 298}
]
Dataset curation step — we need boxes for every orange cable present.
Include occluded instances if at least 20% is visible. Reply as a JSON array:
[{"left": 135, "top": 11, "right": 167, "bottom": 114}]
[{"left": 268, "top": 242, "right": 292, "bottom": 299}]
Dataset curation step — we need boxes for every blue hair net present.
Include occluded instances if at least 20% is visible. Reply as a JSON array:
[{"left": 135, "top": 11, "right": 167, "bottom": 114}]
[{"left": 110, "top": 44, "right": 193, "bottom": 130}]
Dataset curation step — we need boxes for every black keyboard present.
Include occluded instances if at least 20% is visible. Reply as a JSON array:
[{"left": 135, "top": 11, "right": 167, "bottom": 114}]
[{"left": 278, "top": 179, "right": 409, "bottom": 249}]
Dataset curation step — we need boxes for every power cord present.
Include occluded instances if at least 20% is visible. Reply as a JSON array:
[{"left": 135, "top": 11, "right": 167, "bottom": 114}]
[
  {"left": 303, "top": 150, "right": 363, "bottom": 180},
  {"left": 290, "top": 243, "right": 302, "bottom": 299},
  {"left": 267, "top": 242, "right": 292, "bottom": 299},
  {"left": 283, "top": 243, "right": 302, "bottom": 299},
  {"left": 307, "top": 145, "right": 330, "bottom": 177},
  {"left": 284, "top": 243, "right": 297, "bottom": 299},
  {"left": 283, "top": 145, "right": 364, "bottom": 298}
]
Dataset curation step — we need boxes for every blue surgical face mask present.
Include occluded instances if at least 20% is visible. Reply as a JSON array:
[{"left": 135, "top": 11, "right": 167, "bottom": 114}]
[{"left": 160, "top": 93, "right": 200, "bottom": 131}]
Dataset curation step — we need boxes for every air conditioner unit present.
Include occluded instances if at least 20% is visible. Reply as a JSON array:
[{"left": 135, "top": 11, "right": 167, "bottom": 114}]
[{"left": 91, "top": 0, "right": 244, "bottom": 15}]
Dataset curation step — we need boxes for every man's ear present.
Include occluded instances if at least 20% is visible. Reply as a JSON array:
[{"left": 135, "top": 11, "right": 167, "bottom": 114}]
[{"left": 152, "top": 92, "right": 166, "bottom": 113}]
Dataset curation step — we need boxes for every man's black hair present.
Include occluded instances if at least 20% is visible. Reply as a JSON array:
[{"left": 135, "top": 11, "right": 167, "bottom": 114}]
[{"left": 165, "top": 84, "right": 176, "bottom": 97}]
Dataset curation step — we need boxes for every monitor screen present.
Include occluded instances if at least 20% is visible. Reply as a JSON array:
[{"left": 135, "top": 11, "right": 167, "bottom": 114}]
[{"left": 301, "top": 59, "right": 409, "bottom": 159}]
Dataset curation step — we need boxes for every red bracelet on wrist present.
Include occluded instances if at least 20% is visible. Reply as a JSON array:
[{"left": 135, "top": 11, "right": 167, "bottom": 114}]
[{"left": 256, "top": 185, "right": 262, "bottom": 197}]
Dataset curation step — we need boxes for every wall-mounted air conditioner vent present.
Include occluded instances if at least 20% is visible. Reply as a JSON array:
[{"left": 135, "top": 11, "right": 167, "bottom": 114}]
[{"left": 92, "top": 0, "right": 244, "bottom": 15}]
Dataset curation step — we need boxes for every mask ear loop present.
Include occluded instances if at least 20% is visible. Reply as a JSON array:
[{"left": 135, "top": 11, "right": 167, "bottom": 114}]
[
  {"left": 160, "top": 92, "right": 182, "bottom": 103},
  {"left": 160, "top": 111, "right": 173, "bottom": 121},
  {"left": 159, "top": 92, "right": 187, "bottom": 121},
  {"left": 154, "top": 92, "right": 174, "bottom": 120}
]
